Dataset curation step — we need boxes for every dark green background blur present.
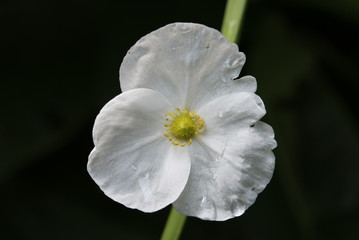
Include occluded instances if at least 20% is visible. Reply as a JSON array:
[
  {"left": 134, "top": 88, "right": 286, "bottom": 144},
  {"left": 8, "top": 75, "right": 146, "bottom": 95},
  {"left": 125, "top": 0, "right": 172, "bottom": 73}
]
[{"left": 1, "top": 0, "right": 359, "bottom": 239}]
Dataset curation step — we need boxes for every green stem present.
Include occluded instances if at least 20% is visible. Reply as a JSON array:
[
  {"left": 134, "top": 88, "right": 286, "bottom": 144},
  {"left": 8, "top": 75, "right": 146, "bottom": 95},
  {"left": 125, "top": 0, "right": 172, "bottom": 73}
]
[
  {"left": 221, "top": 0, "right": 248, "bottom": 43},
  {"left": 160, "top": 1, "right": 247, "bottom": 239},
  {"left": 160, "top": 207, "right": 187, "bottom": 240}
]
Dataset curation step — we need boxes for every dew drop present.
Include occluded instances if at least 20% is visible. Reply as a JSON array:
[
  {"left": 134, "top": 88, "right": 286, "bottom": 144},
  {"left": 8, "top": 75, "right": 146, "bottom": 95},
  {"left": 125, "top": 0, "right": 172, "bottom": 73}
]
[
  {"left": 212, "top": 173, "right": 218, "bottom": 180},
  {"left": 130, "top": 164, "right": 137, "bottom": 171},
  {"left": 218, "top": 111, "right": 223, "bottom": 118},
  {"left": 229, "top": 57, "right": 241, "bottom": 68},
  {"left": 138, "top": 172, "right": 151, "bottom": 201},
  {"left": 200, "top": 196, "right": 208, "bottom": 208},
  {"left": 171, "top": 46, "right": 176, "bottom": 51},
  {"left": 220, "top": 73, "right": 227, "bottom": 83},
  {"left": 215, "top": 87, "right": 220, "bottom": 94}
]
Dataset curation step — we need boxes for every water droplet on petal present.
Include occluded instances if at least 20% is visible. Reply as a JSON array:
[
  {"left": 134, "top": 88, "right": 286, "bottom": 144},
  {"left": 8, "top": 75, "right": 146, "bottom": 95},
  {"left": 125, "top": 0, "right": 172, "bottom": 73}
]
[
  {"left": 212, "top": 173, "right": 218, "bottom": 180},
  {"left": 130, "top": 164, "right": 137, "bottom": 171},
  {"left": 218, "top": 111, "right": 223, "bottom": 118},
  {"left": 220, "top": 73, "right": 227, "bottom": 83},
  {"left": 229, "top": 57, "right": 242, "bottom": 69},
  {"left": 138, "top": 173, "right": 152, "bottom": 201},
  {"left": 215, "top": 87, "right": 220, "bottom": 94},
  {"left": 200, "top": 196, "right": 208, "bottom": 208},
  {"left": 171, "top": 46, "right": 176, "bottom": 51}
]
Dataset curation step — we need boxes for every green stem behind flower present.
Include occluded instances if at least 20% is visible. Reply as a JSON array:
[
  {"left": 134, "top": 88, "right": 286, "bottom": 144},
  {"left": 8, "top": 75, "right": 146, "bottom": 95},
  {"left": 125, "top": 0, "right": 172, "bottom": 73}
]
[
  {"left": 221, "top": 0, "right": 247, "bottom": 43},
  {"left": 160, "top": 207, "right": 187, "bottom": 240},
  {"left": 160, "top": 1, "right": 247, "bottom": 239}
]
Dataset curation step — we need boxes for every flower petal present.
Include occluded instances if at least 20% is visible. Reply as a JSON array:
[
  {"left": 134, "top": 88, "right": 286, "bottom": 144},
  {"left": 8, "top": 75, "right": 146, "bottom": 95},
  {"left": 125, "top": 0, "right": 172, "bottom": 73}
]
[
  {"left": 198, "top": 91, "right": 267, "bottom": 133},
  {"left": 173, "top": 93, "right": 276, "bottom": 221},
  {"left": 232, "top": 75, "right": 257, "bottom": 93},
  {"left": 88, "top": 88, "right": 191, "bottom": 212},
  {"left": 119, "top": 22, "right": 245, "bottom": 109}
]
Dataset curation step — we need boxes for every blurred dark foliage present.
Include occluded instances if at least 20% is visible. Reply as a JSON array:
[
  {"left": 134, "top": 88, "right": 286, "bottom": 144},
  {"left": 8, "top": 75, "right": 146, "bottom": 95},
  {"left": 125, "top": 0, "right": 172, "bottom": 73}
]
[{"left": 1, "top": 0, "right": 358, "bottom": 239}]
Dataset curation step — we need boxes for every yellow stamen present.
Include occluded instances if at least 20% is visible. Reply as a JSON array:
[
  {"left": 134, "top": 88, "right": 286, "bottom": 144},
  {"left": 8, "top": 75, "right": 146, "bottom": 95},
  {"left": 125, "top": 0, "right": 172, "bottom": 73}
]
[{"left": 163, "top": 107, "right": 205, "bottom": 147}]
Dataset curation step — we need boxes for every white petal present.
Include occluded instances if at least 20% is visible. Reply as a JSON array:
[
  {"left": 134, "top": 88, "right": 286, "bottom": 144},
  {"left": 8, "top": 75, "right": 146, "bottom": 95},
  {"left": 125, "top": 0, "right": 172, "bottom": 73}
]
[
  {"left": 119, "top": 22, "right": 245, "bottom": 109},
  {"left": 173, "top": 93, "right": 276, "bottom": 220},
  {"left": 198, "top": 91, "right": 266, "bottom": 133},
  {"left": 88, "top": 88, "right": 191, "bottom": 212},
  {"left": 232, "top": 75, "right": 257, "bottom": 93}
]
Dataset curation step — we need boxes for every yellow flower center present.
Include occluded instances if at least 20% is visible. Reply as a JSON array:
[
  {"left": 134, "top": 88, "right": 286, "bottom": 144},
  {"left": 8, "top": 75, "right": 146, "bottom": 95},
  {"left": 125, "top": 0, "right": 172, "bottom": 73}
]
[{"left": 163, "top": 108, "right": 205, "bottom": 146}]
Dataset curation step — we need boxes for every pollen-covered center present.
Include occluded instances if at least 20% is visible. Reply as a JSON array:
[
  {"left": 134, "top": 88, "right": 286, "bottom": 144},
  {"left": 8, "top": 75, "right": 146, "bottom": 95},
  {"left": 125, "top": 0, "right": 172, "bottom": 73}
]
[{"left": 164, "top": 108, "right": 205, "bottom": 146}]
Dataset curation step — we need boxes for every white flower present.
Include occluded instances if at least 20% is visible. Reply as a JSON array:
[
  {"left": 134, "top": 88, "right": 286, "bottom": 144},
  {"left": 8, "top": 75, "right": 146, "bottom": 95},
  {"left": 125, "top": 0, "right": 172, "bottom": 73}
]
[{"left": 88, "top": 23, "right": 276, "bottom": 221}]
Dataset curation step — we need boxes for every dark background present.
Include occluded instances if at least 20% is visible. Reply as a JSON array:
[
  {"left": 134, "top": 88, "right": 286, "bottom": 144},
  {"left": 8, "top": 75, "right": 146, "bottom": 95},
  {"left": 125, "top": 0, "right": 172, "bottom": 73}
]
[{"left": 1, "top": 0, "right": 359, "bottom": 239}]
